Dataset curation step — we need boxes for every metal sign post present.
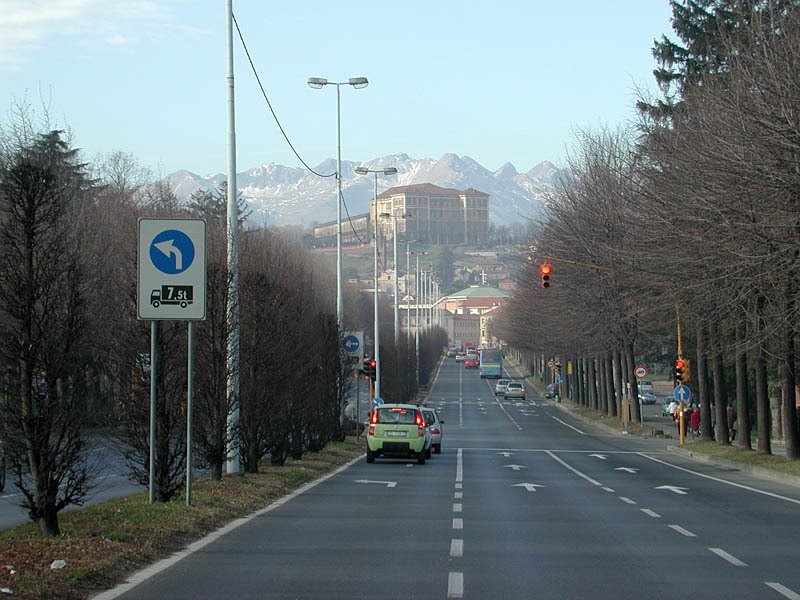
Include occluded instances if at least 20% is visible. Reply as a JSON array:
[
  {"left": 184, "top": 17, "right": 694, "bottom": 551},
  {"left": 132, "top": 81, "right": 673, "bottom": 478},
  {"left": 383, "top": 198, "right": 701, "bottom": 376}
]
[{"left": 138, "top": 218, "right": 207, "bottom": 505}]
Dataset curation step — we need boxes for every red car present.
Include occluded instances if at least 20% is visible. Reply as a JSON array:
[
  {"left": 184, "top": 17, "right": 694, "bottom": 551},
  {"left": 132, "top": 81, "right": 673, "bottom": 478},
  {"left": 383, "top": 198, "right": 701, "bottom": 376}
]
[{"left": 464, "top": 357, "right": 479, "bottom": 369}]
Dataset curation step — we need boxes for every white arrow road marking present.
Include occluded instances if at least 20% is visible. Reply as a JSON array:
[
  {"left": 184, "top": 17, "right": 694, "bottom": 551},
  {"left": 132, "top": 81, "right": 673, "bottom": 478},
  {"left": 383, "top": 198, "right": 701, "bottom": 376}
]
[
  {"left": 615, "top": 467, "right": 639, "bottom": 473},
  {"left": 154, "top": 239, "right": 182, "bottom": 270},
  {"left": 590, "top": 454, "right": 607, "bottom": 460},
  {"left": 498, "top": 451, "right": 514, "bottom": 457},
  {"left": 354, "top": 479, "right": 397, "bottom": 487},
  {"left": 656, "top": 485, "right": 689, "bottom": 495},
  {"left": 505, "top": 464, "right": 526, "bottom": 471},
  {"left": 513, "top": 483, "right": 546, "bottom": 492}
]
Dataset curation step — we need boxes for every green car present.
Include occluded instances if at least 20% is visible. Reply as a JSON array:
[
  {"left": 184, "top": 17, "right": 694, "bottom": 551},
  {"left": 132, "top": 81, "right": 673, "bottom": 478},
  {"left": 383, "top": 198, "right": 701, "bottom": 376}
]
[{"left": 366, "top": 404, "right": 432, "bottom": 464}]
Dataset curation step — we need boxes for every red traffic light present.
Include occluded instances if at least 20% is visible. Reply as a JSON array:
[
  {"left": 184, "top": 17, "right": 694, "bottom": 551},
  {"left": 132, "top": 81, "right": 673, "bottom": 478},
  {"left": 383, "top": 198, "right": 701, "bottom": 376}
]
[
  {"left": 675, "top": 359, "right": 685, "bottom": 369},
  {"left": 539, "top": 263, "right": 552, "bottom": 276},
  {"left": 369, "top": 360, "right": 376, "bottom": 368}
]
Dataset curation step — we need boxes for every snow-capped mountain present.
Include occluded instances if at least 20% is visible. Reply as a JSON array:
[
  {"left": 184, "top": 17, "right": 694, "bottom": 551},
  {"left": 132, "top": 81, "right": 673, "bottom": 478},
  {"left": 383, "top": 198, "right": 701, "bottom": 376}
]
[{"left": 166, "top": 153, "right": 562, "bottom": 227}]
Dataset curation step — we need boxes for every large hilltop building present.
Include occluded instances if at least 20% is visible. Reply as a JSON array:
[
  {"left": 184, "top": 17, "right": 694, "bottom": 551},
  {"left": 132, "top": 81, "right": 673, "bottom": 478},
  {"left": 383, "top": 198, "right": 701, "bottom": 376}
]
[{"left": 313, "top": 183, "right": 489, "bottom": 247}]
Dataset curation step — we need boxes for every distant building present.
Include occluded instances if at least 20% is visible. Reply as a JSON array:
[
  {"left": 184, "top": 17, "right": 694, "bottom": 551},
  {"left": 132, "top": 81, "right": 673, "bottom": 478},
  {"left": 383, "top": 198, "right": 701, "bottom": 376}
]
[
  {"left": 313, "top": 212, "right": 370, "bottom": 247},
  {"left": 374, "top": 183, "right": 489, "bottom": 245}
]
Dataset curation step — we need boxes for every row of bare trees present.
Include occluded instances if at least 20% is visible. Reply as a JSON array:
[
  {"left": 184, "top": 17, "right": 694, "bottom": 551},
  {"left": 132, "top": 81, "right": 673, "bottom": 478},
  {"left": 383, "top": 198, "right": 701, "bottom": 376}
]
[{"left": 496, "top": 1, "right": 800, "bottom": 459}]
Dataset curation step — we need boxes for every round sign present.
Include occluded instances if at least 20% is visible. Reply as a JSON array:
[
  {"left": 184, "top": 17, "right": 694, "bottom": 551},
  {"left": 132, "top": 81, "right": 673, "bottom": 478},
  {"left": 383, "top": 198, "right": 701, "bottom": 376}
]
[
  {"left": 634, "top": 364, "right": 648, "bottom": 379},
  {"left": 150, "top": 229, "right": 195, "bottom": 274}
]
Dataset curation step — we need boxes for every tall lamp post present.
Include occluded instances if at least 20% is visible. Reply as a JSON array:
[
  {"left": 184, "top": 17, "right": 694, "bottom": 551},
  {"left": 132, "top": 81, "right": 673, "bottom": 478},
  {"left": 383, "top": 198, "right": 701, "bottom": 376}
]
[
  {"left": 380, "top": 210, "right": 412, "bottom": 345},
  {"left": 412, "top": 250, "right": 428, "bottom": 387},
  {"left": 308, "top": 76, "right": 368, "bottom": 329},
  {"left": 355, "top": 166, "right": 397, "bottom": 398}
]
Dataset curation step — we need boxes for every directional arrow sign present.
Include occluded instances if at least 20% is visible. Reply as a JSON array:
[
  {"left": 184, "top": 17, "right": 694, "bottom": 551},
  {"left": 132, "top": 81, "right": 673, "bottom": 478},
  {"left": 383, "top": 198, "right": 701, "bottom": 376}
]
[
  {"left": 498, "top": 452, "right": 514, "bottom": 457},
  {"left": 656, "top": 485, "right": 689, "bottom": 495},
  {"left": 504, "top": 464, "right": 526, "bottom": 471},
  {"left": 615, "top": 467, "right": 639, "bottom": 474},
  {"left": 513, "top": 483, "right": 546, "bottom": 492},
  {"left": 355, "top": 479, "right": 397, "bottom": 488},
  {"left": 590, "top": 454, "right": 607, "bottom": 460}
]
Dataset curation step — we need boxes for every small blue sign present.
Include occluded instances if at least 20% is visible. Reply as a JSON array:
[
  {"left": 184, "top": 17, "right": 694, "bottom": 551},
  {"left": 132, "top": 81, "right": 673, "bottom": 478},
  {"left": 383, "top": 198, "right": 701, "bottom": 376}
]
[
  {"left": 342, "top": 335, "right": 360, "bottom": 353},
  {"left": 673, "top": 384, "right": 692, "bottom": 402},
  {"left": 150, "top": 230, "right": 195, "bottom": 275},
  {"left": 372, "top": 396, "right": 384, "bottom": 409}
]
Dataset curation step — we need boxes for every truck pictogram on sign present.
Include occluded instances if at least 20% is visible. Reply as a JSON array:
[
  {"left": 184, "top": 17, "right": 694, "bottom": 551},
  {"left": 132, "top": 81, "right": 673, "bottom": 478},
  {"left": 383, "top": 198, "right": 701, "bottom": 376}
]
[{"left": 150, "top": 285, "right": 194, "bottom": 308}]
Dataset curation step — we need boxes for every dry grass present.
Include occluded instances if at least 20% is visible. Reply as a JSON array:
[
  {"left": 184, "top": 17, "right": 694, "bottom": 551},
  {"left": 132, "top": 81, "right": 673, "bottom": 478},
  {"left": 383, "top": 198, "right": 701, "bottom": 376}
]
[{"left": 0, "top": 440, "right": 363, "bottom": 599}]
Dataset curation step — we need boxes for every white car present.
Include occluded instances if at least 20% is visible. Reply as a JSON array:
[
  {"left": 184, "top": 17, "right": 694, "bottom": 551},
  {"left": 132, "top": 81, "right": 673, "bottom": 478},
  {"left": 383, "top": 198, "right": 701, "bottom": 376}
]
[
  {"left": 421, "top": 407, "right": 444, "bottom": 454},
  {"left": 494, "top": 378, "right": 511, "bottom": 395},
  {"left": 503, "top": 381, "right": 526, "bottom": 400}
]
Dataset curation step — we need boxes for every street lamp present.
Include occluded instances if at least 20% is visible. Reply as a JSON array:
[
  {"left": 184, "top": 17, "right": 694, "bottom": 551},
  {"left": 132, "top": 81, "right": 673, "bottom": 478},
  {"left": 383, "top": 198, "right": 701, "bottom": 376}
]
[
  {"left": 379, "top": 210, "right": 412, "bottom": 345},
  {"left": 308, "top": 76, "right": 369, "bottom": 329},
  {"left": 411, "top": 250, "right": 428, "bottom": 387},
  {"left": 354, "top": 165, "right": 396, "bottom": 398}
]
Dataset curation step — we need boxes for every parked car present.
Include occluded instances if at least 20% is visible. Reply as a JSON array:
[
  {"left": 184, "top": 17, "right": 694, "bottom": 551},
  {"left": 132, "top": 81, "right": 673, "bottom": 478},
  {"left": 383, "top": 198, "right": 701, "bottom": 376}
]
[
  {"left": 455, "top": 352, "right": 466, "bottom": 362},
  {"left": 421, "top": 407, "right": 444, "bottom": 454},
  {"left": 544, "top": 383, "right": 558, "bottom": 399},
  {"left": 638, "top": 379, "right": 655, "bottom": 395},
  {"left": 447, "top": 347, "right": 458, "bottom": 358},
  {"left": 366, "top": 404, "right": 432, "bottom": 464},
  {"left": 504, "top": 381, "right": 526, "bottom": 400},
  {"left": 638, "top": 391, "right": 658, "bottom": 405},
  {"left": 464, "top": 357, "right": 479, "bottom": 369},
  {"left": 494, "top": 378, "right": 511, "bottom": 395}
]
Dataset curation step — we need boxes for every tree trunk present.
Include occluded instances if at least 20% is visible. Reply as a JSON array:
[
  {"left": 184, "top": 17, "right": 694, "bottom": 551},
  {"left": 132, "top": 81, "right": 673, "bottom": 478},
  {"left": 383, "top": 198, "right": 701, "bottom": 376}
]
[
  {"left": 755, "top": 334, "right": 772, "bottom": 455},
  {"left": 697, "top": 322, "right": 714, "bottom": 440},
  {"left": 614, "top": 350, "right": 624, "bottom": 421},
  {"left": 605, "top": 353, "right": 617, "bottom": 417},
  {"left": 735, "top": 316, "right": 751, "bottom": 450},
  {"left": 710, "top": 322, "right": 729, "bottom": 446},
  {"left": 587, "top": 358, "right": 597, "bottom": 411},
  {"left": 625, "top": 342, "right": 641, "bottom": 424},
  {"left": 781, "top": 281, "right": 799, "bottom": 459},
  {"left": 576, "top": 358, "right": 585, "bottom": 406},
  {"left": 38, "top": 505, "right": 60, "bottom": 538}
]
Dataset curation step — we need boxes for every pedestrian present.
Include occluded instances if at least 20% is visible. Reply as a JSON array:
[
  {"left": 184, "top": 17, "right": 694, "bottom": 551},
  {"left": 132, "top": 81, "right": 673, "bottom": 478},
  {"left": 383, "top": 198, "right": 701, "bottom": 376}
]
[
  {"left": 726, "top": 405, "right": 737, "bottom": 441},
  {"left": 690, "top": 407, "right": 701, "bottom": 438}
]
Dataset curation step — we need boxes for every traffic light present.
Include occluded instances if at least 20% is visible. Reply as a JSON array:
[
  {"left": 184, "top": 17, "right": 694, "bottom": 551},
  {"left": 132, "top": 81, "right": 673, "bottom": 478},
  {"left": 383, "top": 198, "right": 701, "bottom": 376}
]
[
  {"left": 363, "top": 357, "right": 377, "bottom": 381},
  {"left": 674, "top": 359, "right": 686, "bottom": 383},
  {"left": 540, "top": 263, "right": 552, "bottom": 288}
]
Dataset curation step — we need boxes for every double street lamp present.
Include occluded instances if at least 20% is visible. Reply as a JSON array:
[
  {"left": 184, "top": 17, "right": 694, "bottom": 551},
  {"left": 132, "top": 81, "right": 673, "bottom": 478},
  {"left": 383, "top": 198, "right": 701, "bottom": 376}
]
[
  {"left": 379, "top": 210, "right": 412, "bottom": 345},
  {"left": 308, "top": 76, "right": 369, "bottom": 328},
  {"left": 354, "top": 166, "right": 397, "bottom": 398}
]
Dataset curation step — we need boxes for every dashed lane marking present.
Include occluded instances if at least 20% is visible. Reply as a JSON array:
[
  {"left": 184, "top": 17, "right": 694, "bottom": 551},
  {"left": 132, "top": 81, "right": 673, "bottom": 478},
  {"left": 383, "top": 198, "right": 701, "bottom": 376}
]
[
  {"left": 765, "top": 582, "right": 800, "bottom": 600},
  {"left": 709, "top": 547, "right": 748, "bottom": 567},
  {"left": 450, "top": 539, "right": 464, "bottom": 557},
  {"left": 641, "top": 509, "right": 661, "bottom": 518},
  {"left": 668, "top": 524, "right": 696, "bottom": 537},
  {"left": 452, "top": 518, "right": 463, "bottom": 529},
  {"left": 448, "top": 572, "right": 464, "bottom": 598}
]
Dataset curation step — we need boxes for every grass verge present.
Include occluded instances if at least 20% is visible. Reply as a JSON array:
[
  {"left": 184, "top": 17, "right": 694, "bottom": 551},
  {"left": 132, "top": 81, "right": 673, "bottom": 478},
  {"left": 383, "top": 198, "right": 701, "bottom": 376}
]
[{"left": 0, "top": 439, "right": 363, "bottom": 600}]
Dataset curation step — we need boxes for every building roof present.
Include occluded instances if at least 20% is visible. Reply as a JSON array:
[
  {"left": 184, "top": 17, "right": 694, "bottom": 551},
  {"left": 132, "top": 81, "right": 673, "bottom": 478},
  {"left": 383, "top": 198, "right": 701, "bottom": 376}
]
[
  {"left": 378, "top": 183, "right": 489, "bottom": 199},
  {"left": 448, "top": 285, "right": 513, "bottom": 299}
]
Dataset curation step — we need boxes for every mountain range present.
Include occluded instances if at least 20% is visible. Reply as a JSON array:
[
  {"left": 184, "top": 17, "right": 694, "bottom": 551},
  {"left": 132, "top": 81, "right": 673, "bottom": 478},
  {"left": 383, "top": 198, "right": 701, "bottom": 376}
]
[{"left": 166, "top": 153, "right": 562, "bottom": 228}]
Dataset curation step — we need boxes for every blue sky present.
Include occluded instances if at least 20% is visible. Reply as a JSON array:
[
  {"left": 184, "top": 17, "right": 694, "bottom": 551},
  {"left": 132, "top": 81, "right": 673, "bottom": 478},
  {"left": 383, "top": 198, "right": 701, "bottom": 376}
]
[{"left": 0, "top": 1, "right": 674, "bottom": 177}]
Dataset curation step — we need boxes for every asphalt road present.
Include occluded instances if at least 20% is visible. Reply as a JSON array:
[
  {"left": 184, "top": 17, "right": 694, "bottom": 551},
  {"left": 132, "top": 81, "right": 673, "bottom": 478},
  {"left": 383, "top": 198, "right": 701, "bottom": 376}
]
[{"left": 99, "top": 358, "right": 800, "bottom": 600}]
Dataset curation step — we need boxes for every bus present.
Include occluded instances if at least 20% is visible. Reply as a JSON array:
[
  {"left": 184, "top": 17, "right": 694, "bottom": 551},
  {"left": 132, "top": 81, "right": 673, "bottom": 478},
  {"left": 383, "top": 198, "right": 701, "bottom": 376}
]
[{"left": 479, "top": 348, "right": 503, "bottom": 379}]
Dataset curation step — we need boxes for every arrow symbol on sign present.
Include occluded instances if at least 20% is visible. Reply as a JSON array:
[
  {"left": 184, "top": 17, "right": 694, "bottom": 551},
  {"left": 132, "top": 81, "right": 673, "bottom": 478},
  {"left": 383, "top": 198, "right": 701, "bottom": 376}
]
[
  {"left": 656, "top": 485, "right": 689, "bottom": 495},
  {"left": 504, "top": 464, "right": 526, "bottom": 471},
  {"left": 498, "top": 452, "right": 514, "bottom": 457},
  {"left": 343, "top": 338, "right": 359, "bottom": 351},
  {"left": 154, "top": 239, "right": 183, "bottom": 271},
  {"left": 513, "top": 483, "right": 546, "bottom": 492},
  {"left": 615, "top": 467, "right": 639, "bottom": 474},
  {"left": 590, "top": 454, "right": 607, "bottom": 460},
  {"left": 355, "top": 479, "right": 397, "bottom": 487}
]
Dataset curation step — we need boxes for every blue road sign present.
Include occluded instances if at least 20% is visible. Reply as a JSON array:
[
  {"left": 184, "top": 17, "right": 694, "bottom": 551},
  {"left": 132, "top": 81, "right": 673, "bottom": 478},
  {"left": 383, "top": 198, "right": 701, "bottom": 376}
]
[
  {"left": 150, "top": 229, "right": 195, "bottom": 275},
  {"left": 673, "top": 384, "right": 692, "bottom": 402},
  {"left": 372, "top": 396, "right": 384, "bottom": 409},
  {"left": 343, "top": 335, "right": 360, "bottom": 353}
]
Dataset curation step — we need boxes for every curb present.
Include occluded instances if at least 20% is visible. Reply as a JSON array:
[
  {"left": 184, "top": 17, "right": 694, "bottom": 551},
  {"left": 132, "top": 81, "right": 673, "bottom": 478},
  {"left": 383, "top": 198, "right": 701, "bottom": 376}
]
[{"left": 666, "top": 445, "right": 800, "bottom": 489}]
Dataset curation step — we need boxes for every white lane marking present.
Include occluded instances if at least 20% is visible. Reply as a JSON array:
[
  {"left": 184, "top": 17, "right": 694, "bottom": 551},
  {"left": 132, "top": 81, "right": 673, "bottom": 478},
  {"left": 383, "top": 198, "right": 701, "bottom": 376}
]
[
  {"left": 495, "top": 397, "right": 523, "bottom": 430},
  {"left": 454, "top": 492, "right": 463, "bottom": 499},
  {"left": 709, "top": 547, "right": 748, "bottom": 567},
  {"left": 639, "top": 453, "right": 800, "bottom": 506},
  {"left": 590, "top": 454, "right": 607, "bottom": 460},
  {"left": 641, "top": 509, "right": 661, "bottom": 518},
  {"left": 602, "top": 487, "right": 615, "bottom": 493},
  {"left": 615, "top": 467, "right": 638, "bottom": 474},
  {"left": 448, "top": 572, "right": 464, "bottom": 598},
  {"left": 656, "top": 485, "right": 689, "bottom": 495},
  {"left": 93, "top": 455, "right": 363, "bottom": 600},
  {"left": 546, "top": 451, "right": 603, "bottom": 486},
  {"left": 450, "top": 539, "right": 464, "bottom": 557},
  {"left": 504, "top": 464, "right": 526, "bottom": 471},
  {"left": 452, "top": 518, "right": 463, "bottom": 529},
  {"left": 550, "top": 415, "right": 585, "bottom": 434},
  {"left": 619, "top": 496, "right": 637, "bottom": 505},
  {"left": 456, "top": 448, "right": 463, "bottom": 483},
  {"left": 765, "top": 582, "right": 800, "bottom": 600},
  {"left": 669, "top": 524, "right": 697, "bottom": 537},
  {"left": 453, "top": 503, "right": 463, "bottom": 512},
  {"left": 455, "top": 483, "right": 462, "bottom": 489}
]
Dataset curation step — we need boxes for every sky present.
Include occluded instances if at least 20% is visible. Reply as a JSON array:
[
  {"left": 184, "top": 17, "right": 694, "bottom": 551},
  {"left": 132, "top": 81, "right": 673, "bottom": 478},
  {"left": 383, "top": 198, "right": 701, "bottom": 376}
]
[{"left": 0, "top": 1, "right": 675, "bottom": 178}]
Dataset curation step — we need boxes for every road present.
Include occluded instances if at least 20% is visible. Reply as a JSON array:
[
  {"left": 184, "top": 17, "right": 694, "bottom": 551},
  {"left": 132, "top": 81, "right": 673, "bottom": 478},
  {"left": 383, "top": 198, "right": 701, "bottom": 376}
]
[{"left": 100, "top": 357, "right": 800, "bottom": 599}]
